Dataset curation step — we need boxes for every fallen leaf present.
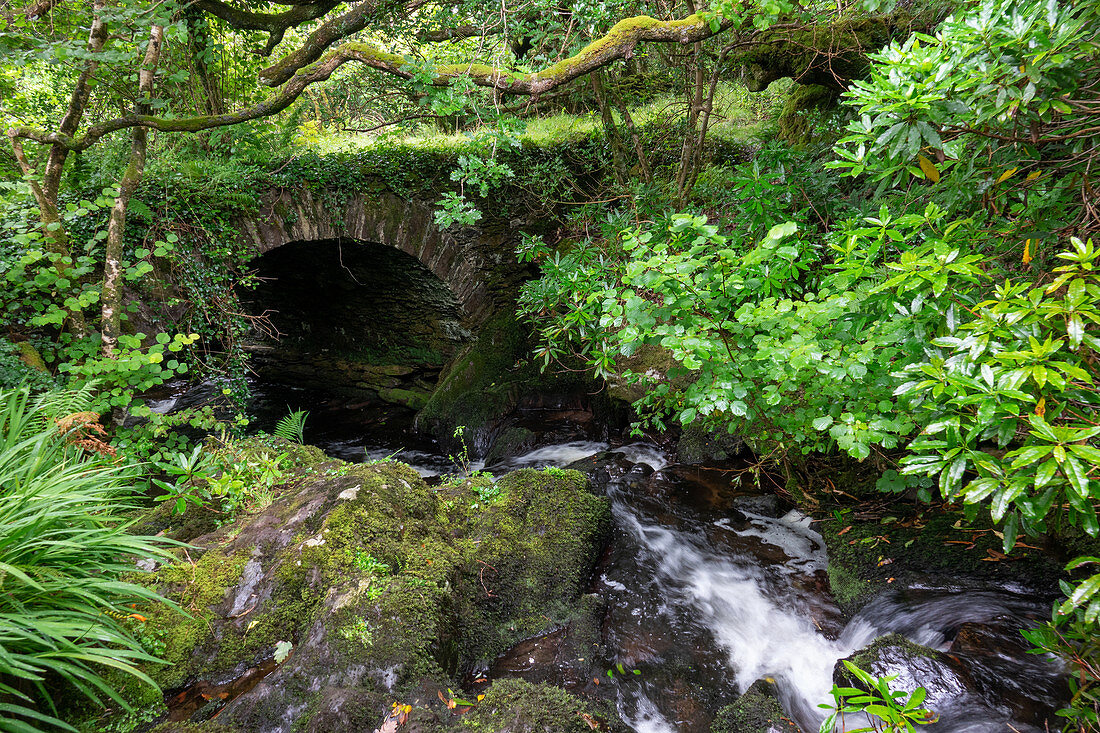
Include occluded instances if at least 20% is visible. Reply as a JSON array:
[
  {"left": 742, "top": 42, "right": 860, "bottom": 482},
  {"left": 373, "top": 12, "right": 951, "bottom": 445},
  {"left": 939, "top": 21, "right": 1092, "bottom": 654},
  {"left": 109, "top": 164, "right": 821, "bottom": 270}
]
[{"left": 837, "top": 525, "right": 852, "bottom": 536}]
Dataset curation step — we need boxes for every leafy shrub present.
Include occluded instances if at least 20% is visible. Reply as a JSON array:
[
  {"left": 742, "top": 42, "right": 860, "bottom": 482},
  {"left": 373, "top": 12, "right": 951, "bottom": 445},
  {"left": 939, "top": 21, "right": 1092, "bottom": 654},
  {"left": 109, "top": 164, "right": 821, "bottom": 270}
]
[
  {"left": 819, "top": 661, "right": 936, "bottom": 732},
  {"left": 898, "top": 237, "right": 1100, "bottom": 551}
]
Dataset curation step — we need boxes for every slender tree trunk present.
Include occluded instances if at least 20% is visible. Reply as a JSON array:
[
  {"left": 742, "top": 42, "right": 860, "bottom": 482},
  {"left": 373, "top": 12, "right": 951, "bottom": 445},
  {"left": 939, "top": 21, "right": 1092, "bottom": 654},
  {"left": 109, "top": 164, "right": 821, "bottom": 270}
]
[
  {"left": 102, "top": 24, "right": 164, "bottom": 361},
  {"left": 608, "top": 83, "right": 653, "bottom": 184},
  {"left": 186, "top": 8, "right": 224, "bottom": 115},
  {"left": 591, "top": 71, "right": 630, "bottom": 185},
  {"left": 689, "top": 45, "right": 735, "bottom": 195},
  {"left": 675, "top": 0, "right": 707, "bottom": 204},
  {"left": 6, "top": 0, "right": 109, "bottom": 339}
]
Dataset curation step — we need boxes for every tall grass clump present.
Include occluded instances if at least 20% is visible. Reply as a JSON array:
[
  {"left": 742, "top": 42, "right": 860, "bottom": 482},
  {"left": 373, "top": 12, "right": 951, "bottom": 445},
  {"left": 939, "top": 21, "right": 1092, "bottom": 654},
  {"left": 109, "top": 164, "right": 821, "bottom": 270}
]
[{"left": 0, "top": 386, "right": 177, "bottom": 731}]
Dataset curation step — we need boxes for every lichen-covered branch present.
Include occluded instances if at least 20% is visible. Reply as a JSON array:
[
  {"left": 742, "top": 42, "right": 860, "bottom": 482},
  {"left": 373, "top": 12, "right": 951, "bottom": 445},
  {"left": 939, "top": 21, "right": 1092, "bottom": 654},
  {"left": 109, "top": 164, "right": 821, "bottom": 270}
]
[
  {"left": 734, "top": 12, "right": 940, "bottom": 91},
  {"left": 259, "top": 0, "right": 400, "bottom": 85},
  {"left": 8, "top": 12, "right": 731, "bottom": 152}
]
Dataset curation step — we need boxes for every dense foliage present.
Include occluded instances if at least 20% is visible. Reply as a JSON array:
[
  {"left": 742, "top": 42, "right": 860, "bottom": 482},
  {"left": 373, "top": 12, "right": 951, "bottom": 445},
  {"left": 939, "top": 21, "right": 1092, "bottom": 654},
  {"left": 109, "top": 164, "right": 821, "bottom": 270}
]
[
  {"left": 1, "top": 0, "right": 1098, "bottom": 726},
  {"left": 518, "top": 0, "right": 1100, "bottom": 726},
  {"left": 0, "top": 387, "right": 175, "bottom": 731}
]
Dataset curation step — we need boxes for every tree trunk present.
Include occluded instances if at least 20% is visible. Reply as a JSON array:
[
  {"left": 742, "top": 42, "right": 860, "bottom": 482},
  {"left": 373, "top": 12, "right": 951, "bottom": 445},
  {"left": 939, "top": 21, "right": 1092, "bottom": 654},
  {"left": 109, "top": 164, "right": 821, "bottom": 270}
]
[
  {"left": 591, "top": 71, "right": 631, "bottom": 186},
  {"left": 101, "top": 24, "right": 164, "bottom": 362},
  {"left": 675, "top": 0, "right": 707, "bottom": 205},
  {"left": 608, "top": 83, "right": 653, "bottom": 185}
]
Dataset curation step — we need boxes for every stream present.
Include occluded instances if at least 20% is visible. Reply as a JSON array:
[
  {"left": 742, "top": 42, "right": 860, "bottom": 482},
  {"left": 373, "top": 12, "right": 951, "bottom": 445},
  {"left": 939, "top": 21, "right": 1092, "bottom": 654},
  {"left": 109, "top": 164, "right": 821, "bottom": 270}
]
[{"left": 157, "top": 379, "right": 1066, "bottom": 732}]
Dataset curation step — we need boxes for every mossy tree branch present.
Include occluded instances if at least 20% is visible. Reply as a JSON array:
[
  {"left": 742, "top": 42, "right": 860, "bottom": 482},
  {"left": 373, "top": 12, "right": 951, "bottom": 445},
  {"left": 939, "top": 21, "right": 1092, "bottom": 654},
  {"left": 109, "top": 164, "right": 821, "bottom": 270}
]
[{"left": 8, "top": 12, "right": 735, "bottom": 153}]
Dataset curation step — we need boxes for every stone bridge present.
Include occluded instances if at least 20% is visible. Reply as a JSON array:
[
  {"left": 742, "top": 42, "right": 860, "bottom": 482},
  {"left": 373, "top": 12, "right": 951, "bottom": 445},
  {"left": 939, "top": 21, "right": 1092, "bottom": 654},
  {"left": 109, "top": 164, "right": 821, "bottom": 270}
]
[
  {"left": 237, "top": 186, "right": 528, "bottom": 327},
  {"left": 233, "top": 185, "right": 532, "bottom": 410}
]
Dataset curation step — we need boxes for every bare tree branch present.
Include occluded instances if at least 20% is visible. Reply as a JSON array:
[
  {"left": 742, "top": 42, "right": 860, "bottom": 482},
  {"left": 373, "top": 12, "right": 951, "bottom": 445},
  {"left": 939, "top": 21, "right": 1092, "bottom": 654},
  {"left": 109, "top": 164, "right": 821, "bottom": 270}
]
[
  {"left": 195, "top": 0, "right": 340, "bottom": 56},
  {"left": 420, "top": 24, "right": 502, "bottom": 42}
]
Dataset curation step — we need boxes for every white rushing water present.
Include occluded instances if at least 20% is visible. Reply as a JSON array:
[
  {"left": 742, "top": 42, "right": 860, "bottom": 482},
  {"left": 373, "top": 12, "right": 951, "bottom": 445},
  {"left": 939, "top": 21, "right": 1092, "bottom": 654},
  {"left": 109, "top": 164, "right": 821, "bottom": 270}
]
[
  {"left": 492, "top": 440, "right": 609, "bottom": 471},
  {"left": 616, "top": 503, "right": 856, "bottom": 731},
  {"left": 598, "top": 446, "right": 1054, "bottom": 733}
]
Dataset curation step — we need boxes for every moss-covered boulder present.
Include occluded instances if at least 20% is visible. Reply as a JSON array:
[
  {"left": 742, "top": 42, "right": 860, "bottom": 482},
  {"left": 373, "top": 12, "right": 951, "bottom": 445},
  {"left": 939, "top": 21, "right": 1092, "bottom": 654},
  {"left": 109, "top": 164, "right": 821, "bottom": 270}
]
[
  {"left": 149, "top": 724, "right": 238, "bottom": 733},
  {"left": 710, "top": 679, "right": 800, "bottom": 732},
  {"left": 416, "top": 312, "right": 608, "bottom": 460},
  {"left": 677, "top": 422, "right": 746, "bottom": 464},
  {"left": 461, "top": 678, "right": 620, "bottom": 732},
  {"left": 820, "top": 508, "right": 1064, "bottom": 616},
  {"left": 128, "top": 461, "right": 609, "bottom": 732},
  {"left": 451, "top": 469, "right": 612, "bottom": 664},
  {"left": 416, "top": 312, "right": 531, "bottom": 455}
]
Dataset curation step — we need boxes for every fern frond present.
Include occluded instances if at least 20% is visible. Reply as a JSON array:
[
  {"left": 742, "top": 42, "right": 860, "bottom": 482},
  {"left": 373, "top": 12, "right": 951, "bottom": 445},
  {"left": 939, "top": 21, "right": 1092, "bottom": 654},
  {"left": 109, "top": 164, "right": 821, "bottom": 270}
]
[{"left": 273, "top": 408, "right": 308, "bottom": 444}]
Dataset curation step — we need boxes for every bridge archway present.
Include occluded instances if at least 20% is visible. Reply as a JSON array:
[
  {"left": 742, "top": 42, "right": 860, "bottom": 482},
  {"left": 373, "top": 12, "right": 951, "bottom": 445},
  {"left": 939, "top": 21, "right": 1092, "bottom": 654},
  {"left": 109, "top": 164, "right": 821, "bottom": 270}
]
[{"left": 238, "top": 188, "right": 512, "bottom": 325}]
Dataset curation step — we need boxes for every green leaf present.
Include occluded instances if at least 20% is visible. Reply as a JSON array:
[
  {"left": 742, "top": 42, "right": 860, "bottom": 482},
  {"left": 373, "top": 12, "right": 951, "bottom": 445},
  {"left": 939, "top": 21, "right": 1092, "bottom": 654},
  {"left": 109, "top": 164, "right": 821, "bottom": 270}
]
[{"left": 1063, "top": 457, "right": 1091, "bottom": 499}]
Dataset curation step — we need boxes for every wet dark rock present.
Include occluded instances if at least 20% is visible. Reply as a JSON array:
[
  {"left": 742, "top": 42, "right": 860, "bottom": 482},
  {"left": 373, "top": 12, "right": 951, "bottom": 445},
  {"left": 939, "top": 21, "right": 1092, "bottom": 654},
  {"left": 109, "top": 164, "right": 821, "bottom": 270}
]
[
  {"left": 835, "top": 634, "right": 972, "bottom": 708},
  {"left": 732, "top": 494, "right": 781, "bottom": 519},
  {"left": 949, "top": 619, "right": 1069, "bottom": 728},
  {"left": 484, "top": 426, "right": 537, "bottom": 466},
  {"left": 126, "top": 458, "right": 610, "bottom": 733},
  {"left": 830, "top": 633, "right": 1060, "bottom": 731},
  {"left": 677, "top": 423, "right": 746, "bottom": 464},
  {"left": 710, "top": 679, "right": 800, "bottom": 732},
  {"left": 564, "top": 450, "right": 647, "bottom": 495}
]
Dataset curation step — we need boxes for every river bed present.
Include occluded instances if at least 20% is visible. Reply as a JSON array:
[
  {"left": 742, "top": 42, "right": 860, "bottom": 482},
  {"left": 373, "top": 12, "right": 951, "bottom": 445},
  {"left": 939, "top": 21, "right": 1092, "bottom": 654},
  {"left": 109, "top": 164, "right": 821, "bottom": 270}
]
[{"left": 156, "top": 378, "right": 1065, "bottom": 732}]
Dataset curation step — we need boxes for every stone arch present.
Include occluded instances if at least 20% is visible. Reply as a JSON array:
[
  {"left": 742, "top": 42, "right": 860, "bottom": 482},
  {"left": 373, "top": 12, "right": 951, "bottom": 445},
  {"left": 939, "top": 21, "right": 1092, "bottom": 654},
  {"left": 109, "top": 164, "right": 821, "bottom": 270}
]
[{"left": 238, "top": 187, "right": 502, "bottom": 325}]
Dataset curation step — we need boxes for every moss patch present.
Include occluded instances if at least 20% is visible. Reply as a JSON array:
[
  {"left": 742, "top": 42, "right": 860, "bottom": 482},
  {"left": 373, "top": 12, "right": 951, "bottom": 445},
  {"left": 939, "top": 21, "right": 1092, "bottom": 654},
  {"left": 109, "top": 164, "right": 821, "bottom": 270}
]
[
  {"left": 417, "top": 312, "right": 600, "bottom": 457},
  {"left": 776, "top": 84, "right": 840, "bottom": 145},
  {"left": 710, "top": 679, "right": 798, "bottom": 733},
  {"left": 416, "top": 311, "right": 530, "bottom": 453},
  {"left": 844, "top": 633, "right": 936, "bottom": 673},
  {"left": 148, "top": 724, "right": 238, "bottom": 733},
  {"left": 460, "top": 679, "right": 602, "bottom": 732}
]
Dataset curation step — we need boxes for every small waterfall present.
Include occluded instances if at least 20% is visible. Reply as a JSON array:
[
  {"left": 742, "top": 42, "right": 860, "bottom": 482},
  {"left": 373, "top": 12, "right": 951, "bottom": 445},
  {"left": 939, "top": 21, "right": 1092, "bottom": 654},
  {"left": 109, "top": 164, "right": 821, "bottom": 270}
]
[{"left": 613, "top": 495, "right": 852, "bottom": 731}]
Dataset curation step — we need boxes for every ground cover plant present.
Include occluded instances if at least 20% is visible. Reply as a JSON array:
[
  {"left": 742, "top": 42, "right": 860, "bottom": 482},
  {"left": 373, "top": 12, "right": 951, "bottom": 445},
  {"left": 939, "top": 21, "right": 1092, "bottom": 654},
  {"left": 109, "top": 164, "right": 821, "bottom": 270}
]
[{"left": 0, "top": 386, "right": 176, "bottom": 731}]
